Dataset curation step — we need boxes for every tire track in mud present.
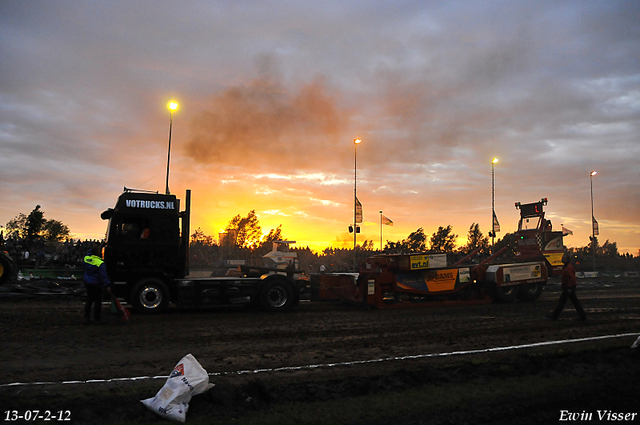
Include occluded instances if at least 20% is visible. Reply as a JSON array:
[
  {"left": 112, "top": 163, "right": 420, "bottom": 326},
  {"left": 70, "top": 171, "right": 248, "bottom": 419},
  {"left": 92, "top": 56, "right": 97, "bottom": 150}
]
[{"left": 2, "top": 283, "right": 639, "bottom": 385}]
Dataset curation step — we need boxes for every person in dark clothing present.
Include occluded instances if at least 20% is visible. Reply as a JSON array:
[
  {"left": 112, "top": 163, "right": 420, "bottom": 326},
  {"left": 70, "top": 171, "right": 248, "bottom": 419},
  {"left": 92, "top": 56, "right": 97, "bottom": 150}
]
[
  {"left": 550, "top": 253, "right": 586, "bottom": 320},
  {"left": 83, "top": 245, "right": 111, "bottom": 323}
]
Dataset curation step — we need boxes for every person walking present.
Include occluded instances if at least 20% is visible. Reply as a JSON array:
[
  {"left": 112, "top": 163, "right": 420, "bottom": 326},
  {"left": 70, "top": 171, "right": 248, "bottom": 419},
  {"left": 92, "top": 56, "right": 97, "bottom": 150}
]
[
  {"left": 550, "top": 252, "right": 586, "bottom": 320},
  {"left": 83, "top": 244, "right": 111, "bottom": 324}
]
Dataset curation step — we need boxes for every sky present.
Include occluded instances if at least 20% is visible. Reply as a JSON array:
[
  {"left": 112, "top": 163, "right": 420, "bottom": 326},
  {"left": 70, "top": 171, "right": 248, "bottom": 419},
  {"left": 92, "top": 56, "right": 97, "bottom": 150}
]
[{"left": 1, "top": 1, "right": 639, "bottom": 255}]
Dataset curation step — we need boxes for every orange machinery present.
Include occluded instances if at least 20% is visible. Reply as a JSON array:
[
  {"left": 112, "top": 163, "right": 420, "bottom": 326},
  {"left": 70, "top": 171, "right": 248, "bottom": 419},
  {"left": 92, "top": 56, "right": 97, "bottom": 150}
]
[{"left": 318, "top": 198, "right": 561, "bottom": 308}]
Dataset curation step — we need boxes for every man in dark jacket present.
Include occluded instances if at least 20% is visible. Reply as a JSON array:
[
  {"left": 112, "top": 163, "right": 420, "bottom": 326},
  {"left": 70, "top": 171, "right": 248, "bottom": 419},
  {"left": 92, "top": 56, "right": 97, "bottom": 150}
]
[
  {"left": 550, "top": 253, "right": 586, "bottom": 320},
  {"left": 83, "top": 244, "right": 111, "bottom": 324}
]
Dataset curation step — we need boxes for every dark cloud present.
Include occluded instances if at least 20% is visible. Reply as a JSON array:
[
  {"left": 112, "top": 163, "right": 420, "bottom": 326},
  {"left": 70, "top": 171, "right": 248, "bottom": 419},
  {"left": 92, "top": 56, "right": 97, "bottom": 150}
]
[
  {"left": 0, "top": 1, "right": 638, "bottom": 251},
  {"left": 185, "top": 68, "right": 349, "bottom": 172}
]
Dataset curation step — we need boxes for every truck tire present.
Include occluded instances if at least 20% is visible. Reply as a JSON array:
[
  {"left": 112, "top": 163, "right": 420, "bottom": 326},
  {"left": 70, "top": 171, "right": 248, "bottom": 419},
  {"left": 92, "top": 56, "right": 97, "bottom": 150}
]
[
  {"left": 259, "top": 278, "right": 294, "bottom": 312},
  {"left": 517, "top": 282, "right": 542, "bottom": 301},
  {"left": 494, "top": 284, "right": 519, "bottom": 303},
  {"left": 0, "top": 253, "right": 12, "bottom": 285},
  {"left": 131, "top": 278, "right": 170, "bottom": 313}
]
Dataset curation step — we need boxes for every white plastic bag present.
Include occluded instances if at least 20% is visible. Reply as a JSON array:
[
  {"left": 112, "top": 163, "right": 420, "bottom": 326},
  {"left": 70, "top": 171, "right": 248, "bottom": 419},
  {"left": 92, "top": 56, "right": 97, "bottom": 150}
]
[{"left": 141, "top": 354, "right": 214, "bottom": 422}]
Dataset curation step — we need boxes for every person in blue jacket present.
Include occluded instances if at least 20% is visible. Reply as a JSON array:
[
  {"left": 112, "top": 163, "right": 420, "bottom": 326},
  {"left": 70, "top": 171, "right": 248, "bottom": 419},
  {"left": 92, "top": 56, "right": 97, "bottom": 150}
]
[{"left": 83, "top": 244, "right": 111, "bottom": 324}]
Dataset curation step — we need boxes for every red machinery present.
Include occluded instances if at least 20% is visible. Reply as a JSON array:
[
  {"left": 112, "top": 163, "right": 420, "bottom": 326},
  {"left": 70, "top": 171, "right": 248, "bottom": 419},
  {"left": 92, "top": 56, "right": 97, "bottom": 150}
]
[
  {"left": 514, "top": 198, "right": 565, "bottom": 277},
  {"left": 318, "top": 198, "right": 561, "bottom": 308}
]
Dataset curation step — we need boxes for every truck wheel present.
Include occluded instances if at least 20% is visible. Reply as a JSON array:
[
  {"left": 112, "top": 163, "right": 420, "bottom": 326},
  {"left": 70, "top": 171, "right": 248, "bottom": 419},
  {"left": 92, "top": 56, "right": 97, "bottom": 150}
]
[
  {"left": 0, "top": 253, "right": 12, "bottom": 285},
  {"left": 517, "top": 282, "right": 542, "bottom": 301},
  {"left": 259, "top": 278, "right": 293, "bottom": 312},
  {"left": 494, "top": 284, "right": 519, "bottom": 303},
  {"left": 131, "top": 278, "right": 169, "bottom": 313}
]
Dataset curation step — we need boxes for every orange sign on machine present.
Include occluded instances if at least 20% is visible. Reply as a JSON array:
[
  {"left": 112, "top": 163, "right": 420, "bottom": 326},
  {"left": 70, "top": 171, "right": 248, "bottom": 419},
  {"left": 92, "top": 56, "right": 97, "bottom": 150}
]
[{"left": 396, "top": 268, "right": 470, "bottom": 293}]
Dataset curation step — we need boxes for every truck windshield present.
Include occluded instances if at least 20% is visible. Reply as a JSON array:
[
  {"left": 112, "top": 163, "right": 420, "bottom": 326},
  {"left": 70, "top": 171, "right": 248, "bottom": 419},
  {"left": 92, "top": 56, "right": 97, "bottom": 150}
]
[
  {"left": 519, "top": 216, "right": 541, "bottom": 231},
  {"left": 110, "top": 217, "right": 151, "bottom": 240},
  {"left": 110, "top": 216, "right": 176, "bottom": 242}
]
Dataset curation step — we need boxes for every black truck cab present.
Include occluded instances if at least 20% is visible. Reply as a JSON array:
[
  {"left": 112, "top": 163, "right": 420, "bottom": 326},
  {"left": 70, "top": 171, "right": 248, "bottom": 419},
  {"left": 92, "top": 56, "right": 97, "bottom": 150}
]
[
  {"left": 101, "top": 188, "right": 190, "bottom": 303},
  {"left": 100, "top": 188, "right": 299, "bottom": 313}
]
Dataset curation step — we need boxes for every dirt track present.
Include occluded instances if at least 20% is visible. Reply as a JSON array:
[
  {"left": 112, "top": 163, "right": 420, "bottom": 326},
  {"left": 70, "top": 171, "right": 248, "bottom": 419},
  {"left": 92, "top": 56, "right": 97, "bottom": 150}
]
[{"left": 2, "top": 278, "right": 640, "bottom": 424}]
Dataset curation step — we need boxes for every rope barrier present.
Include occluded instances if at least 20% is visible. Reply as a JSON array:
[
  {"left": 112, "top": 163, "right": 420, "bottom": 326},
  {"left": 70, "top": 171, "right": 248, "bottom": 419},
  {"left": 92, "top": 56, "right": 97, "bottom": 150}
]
[{"left": 2, "top": 332, "right": 637, "bottom": 388}]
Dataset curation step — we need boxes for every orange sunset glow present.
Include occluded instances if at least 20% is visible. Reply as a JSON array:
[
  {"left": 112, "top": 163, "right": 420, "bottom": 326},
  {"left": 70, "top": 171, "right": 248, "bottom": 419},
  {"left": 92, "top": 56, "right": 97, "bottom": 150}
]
[{"left": 1, "top": 2, "right": 639, "bottom": 255}]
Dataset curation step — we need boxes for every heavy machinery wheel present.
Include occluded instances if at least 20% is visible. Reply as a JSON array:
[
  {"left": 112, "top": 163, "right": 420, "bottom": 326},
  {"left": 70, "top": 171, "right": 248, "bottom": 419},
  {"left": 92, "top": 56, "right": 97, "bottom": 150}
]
[
  {"left": 0, "top": 253, "right": 13, "bottom": 285},
  {"left": 130, "top": 278, "right": 170, "bottom": 313},
  {"left": 494, "top": 284, "right": 519, "bottom": 303},
  {"left": 517, "top": 282, "right": 543, "bottom": 301},
  {"left": 259, "top": 278, "right": 294, "bottom": 312}
]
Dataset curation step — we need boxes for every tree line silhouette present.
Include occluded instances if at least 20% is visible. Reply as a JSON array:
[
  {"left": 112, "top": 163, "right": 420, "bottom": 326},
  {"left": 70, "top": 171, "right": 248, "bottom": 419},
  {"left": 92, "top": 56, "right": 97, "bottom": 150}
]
[{"left": 3, "top": 206, "right": 638, "bottom": 274}]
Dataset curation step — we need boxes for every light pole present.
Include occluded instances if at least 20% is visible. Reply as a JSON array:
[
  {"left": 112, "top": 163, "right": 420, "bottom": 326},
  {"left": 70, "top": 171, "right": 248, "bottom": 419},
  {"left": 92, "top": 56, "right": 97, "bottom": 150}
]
[
  {"left": 353, "top": 138, "right": 362, "bottom": 271},
  {"left": 165, "top": 101, "right": 179, "bottom": 195},
  {"left": 491, "top": 158, "right": 499, "bottom": 253},
  {"left": 379, "top": 210, "right": 383, "bottom": 251},
  {"left": 590, "top": 170, "right": 597, "bottom": 271}
]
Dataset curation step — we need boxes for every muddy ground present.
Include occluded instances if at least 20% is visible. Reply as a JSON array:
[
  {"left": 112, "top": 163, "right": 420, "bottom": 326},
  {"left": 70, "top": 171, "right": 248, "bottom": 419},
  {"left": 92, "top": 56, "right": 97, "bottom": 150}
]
[{"left": 2, "top": 277, "right": 640, "bottom": 424}]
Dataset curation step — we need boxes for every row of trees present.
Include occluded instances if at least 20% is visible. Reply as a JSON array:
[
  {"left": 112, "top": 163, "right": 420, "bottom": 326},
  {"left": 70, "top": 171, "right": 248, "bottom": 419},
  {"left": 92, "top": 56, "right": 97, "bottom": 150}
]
[
  {"left": 3, "top": 205, "right": 70, "bottom": 243},
  {"left": 190, "top": 210, "right": 287, "bottom": 266},
  {"left": 190, "top": 211, "right": 639, "bottom": 272},
  {"left": 383, "top": 223, "right": 489, "bottom": 255},
  {"left": 3, "top": 206, "right": 638, "bottom": 273},
  {"left": 566, "top": 238, "right": 636, "bottom": 272},
  {"left": 189, "top": 211, "right": 489, "bottom": 271},
  {"left": 1, "top": 205, "right": 482, "bottom": 258},
  {"left": 2, "top": 206, "right": 92, "bottom": 271}
]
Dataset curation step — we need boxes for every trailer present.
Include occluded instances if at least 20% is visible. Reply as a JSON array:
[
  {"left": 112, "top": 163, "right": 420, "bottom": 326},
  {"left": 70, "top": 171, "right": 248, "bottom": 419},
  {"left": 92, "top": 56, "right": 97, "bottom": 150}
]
[
  {"left": 317, "top": 198, "right": 561, "bottom": 308},
  {"left": 316, "top": 254, "right": 547, "bottom": 308},
  {"left": 100, "top": 188, "right": 303, "bottom": 313}
]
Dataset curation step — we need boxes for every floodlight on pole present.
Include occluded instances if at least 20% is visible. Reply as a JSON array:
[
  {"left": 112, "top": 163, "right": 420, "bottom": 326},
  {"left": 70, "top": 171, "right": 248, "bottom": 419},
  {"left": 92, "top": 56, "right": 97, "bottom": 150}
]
[
  {"left": 165, "top": 101, "right": 179, "bottom": 195},
  {"left": 590, "top": 170, "right": 597, "bottom": 270},
  {"left": 379, "top": 210, "right": 383, "bottom": 251},
  {"left": 491, "top": 158, "right": 499, "bottom": 253}
]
